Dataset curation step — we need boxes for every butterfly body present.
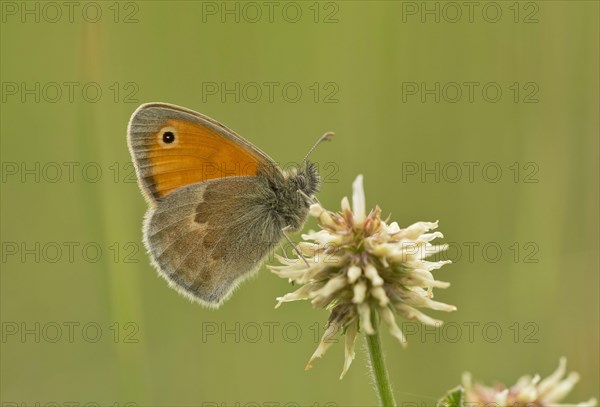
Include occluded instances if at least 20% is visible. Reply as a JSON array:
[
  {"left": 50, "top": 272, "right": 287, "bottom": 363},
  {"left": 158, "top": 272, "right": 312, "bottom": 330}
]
[
  {"left": 261, "top": 161, "right": 320, "bottom": 232},
  {"left": 128, "top": 103, "right": 323, "bottom": 307}
]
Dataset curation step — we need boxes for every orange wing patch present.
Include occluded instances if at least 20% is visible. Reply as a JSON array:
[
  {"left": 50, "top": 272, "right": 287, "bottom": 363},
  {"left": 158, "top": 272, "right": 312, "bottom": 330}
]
[{"left": 133, "top": 118, "right": 264, "bottom": 200}]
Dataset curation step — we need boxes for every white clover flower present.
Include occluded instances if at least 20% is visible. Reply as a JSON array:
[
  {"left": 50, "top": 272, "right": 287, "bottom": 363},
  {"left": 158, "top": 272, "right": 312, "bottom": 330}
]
[
  {"left": 463, "top": 357, "right": 598, "bottom": 407},
  {"left": 269, "top": 175, "right": 456, "bottom": 378}
]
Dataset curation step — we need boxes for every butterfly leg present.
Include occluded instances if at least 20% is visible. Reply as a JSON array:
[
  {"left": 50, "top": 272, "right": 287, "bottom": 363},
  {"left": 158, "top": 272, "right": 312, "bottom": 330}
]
[{"left": 281, "top": 225, "right": 310, "bottom": 267}]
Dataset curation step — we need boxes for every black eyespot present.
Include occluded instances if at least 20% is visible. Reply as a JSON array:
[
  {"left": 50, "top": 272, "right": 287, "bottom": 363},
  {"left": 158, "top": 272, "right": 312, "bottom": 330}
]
[{"left": 162, "top": 131, "right": 175, "bottom": 144}]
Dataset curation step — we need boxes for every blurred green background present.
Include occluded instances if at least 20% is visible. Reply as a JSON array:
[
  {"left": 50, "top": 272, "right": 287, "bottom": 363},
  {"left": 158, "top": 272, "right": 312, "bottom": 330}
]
[{"left": 1, "top": 1, "right": 598, "bottom": 406}]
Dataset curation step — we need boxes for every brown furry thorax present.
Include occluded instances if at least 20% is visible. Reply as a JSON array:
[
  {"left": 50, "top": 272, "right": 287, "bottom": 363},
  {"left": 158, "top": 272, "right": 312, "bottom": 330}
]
[{"left": 259, "top": 160, "right": 320, "bottom": 232}]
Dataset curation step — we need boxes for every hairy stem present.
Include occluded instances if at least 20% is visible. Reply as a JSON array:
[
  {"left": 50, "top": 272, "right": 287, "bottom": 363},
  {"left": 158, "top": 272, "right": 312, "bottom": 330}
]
[{"left": 366, "top": 310, "right": 397, "bottom": 407}]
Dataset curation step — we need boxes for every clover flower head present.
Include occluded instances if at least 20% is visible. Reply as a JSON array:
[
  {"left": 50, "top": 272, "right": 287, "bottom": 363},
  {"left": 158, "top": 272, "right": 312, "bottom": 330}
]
[
  {"left": 269, "top": 175, "right": 456, "bottom": 378},
  {"left": 463, "top": 357, "right": 598, "bottom": 407}
]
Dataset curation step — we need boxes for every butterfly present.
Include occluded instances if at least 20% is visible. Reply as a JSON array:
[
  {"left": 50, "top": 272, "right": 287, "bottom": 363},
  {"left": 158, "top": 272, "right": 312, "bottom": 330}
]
[{"left": 127, "top": 103, "right": 332, "bottom": 308}]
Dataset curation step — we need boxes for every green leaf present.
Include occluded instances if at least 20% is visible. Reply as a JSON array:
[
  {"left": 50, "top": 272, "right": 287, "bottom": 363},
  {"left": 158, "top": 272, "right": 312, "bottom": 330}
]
[{"left": 437, "top": 386, "right": 465, "bottom": 407}]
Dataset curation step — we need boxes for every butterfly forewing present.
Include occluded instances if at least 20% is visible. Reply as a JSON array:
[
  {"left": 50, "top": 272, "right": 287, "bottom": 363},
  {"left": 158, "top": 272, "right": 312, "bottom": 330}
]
[{"left": 127, "top": 103, "right": 275, "bottom": 202}]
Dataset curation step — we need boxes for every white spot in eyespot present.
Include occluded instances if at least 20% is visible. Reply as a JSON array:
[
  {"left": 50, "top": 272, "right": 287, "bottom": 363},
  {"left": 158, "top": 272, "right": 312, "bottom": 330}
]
[{"left": 158, "top": 126, "right": 178, "bottom": 147}]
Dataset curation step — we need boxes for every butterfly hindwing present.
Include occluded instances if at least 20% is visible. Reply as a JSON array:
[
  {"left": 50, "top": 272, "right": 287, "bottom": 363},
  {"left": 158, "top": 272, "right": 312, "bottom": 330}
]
[{"left": 143, "top": 176, "right": 282, "bottom": 306}]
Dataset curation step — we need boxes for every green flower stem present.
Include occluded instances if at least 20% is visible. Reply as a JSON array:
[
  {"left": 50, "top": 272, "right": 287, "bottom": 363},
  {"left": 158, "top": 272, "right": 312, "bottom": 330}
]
[{"left": 366, "top": 310, "right": 397, "bottom": 407}]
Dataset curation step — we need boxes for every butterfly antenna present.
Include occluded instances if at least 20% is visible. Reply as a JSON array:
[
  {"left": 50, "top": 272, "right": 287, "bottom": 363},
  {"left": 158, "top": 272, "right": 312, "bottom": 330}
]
[{"left": 301, "top": 131, "right": 334, "bottom": 166}]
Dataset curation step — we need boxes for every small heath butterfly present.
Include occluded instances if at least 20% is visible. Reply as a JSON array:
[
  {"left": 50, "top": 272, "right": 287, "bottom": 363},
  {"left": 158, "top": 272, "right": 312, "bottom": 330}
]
[{"left": 127, "top": 103, "right": 332, "bottom": 308}]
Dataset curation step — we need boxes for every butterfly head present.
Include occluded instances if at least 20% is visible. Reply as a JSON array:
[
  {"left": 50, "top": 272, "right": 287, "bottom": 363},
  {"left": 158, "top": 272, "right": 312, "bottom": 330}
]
[
  {"left": 271, "top": 161, "right": 320, "bottom": 232},
  {"left": 294, "top": 160, "right": 320, "bottom": 199}
]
